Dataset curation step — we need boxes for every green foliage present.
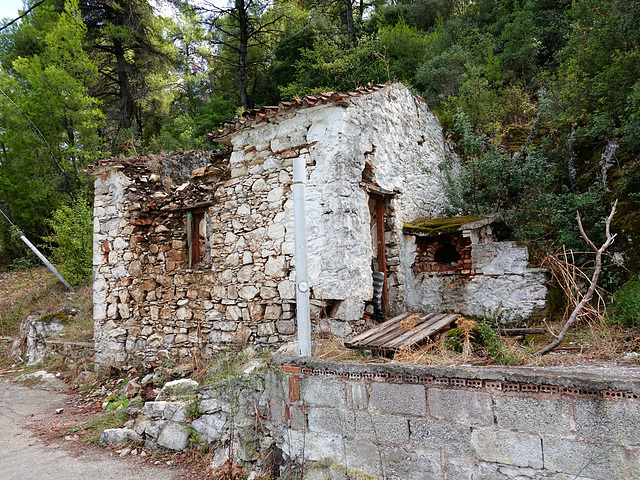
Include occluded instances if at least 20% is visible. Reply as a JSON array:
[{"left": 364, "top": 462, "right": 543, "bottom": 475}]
[
  {"left": 280, "top": 35, "right": 387, "bottom": 99},
  {"left": 479, "top": 321, "right": 519, "bottom": 365},
  {"left": 444, "top": 106, "right": 610, "bottom": 258},
  {"left": 46, "top": 202, "right": 93, "bottom": 285},
  {"left": 0, "top": 0, "right": 103, "bottom": 259},
  {"left": 155, "top": 113, "right": 209, "bottom": 152},
  {"left": 608, "top": 279, "right": 640, "bottom": 327}
]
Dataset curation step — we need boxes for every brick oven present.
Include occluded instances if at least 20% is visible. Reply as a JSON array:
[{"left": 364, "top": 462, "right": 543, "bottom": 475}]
[{"left": 402, "top": 215, "right": 547, "bottom": 322}]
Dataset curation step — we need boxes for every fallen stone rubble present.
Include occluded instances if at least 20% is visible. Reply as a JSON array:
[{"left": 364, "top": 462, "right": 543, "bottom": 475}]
[{"left": 99, "top": 363, "right": 277, "bottom": 477}]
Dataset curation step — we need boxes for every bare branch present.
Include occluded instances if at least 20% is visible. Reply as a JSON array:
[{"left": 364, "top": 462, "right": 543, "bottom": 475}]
[
  {"left": 0, "top": 0, "right": 47, "bottom": 33},
  {"left": 535, "top": 200, "right": 618, "bottom": 356}
]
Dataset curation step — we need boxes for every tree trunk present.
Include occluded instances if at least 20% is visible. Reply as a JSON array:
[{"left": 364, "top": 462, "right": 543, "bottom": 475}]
[
  {"left": 114, "top": 39, "right": 136, "bottom": 130},
  {"left": 343, "top": 0, "right": 357, "bottom": 47},
  {"left": 237, "top": 0, "right": 250, "bottom": 109}
]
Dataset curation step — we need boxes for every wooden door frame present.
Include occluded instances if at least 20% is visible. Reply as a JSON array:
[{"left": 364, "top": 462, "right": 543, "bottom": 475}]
[{"left": 372, "top": 193, "right": 388, "bottom": 314}]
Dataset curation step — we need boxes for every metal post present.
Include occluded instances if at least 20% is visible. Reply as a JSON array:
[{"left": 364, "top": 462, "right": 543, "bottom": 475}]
[
  {"left": 293, "top": 156, "right": 311, "bottom": 357},
  {"left": 20, "top": 235, "right": 72, "bottom": 290},
  {"left": 0, "top": 207, "right": 72, "bottom": 290}
]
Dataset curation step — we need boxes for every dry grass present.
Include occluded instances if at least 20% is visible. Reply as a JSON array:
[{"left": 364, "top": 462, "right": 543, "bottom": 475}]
[
  {"left": 59, "top": 283, "right": 94, "bottom": 342},
  {"left": 541, "top": 247, "right": 607, "bottom": 324},
  {"left": 313, "top": 337, "right": 362, "bottom": 362},
  {"left": 0, "top": 267, "right": 93, "bottom": 340}
]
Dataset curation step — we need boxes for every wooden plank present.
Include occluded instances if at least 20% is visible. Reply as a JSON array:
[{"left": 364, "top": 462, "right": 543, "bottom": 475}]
[
  {"left": 359, "top": 316, "right": 416, "bottom": 347},
  {"left": 350, "top": 313, "right": 410, "bottom": 343},
  {"left": 385, "top": 314, "right": 458, "bottom": 349},
  {"left": 382, "top": 314, "right": 445, "bottom": 348},
  {"left": 346, "top": 312, "right": 460, "bottom": 351},
  {"left": 346, "top": 313, "right": 411, "bottom": 345},
  {"left": 385, "top": 314, "right": 445, "bottom": 348}
]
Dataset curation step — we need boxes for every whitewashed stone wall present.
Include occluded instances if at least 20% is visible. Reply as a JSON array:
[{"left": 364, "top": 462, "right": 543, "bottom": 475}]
[
  {"left": 228, "top": 83, "right": 454, "bottom": 322},
  {"left": 92, "top": 84, "right": 455, "bottom": 368},
  {"left": 402, "top": 235, "right": 547, "bottom": 321}
]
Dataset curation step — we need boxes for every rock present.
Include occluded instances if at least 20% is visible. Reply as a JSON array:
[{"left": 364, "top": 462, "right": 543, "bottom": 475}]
[
  {"left": 200, "top": 398, "right": 222, "bottom": 414},
  {"left": 123, "top": 379, "right": 141, "bottom": 398},
  {"left": 14, "top": 312, "right": 70, "bottom": 365},
  {"left": 191, "top": 412, "right": 228, "bottom": 443},
  {"left": 99, "top": 428, "right": 142, "bottom": 445},
  {"left": 168, "top": 363, "right": 194, "bottom": 378},
  {"left": 156, "top": 422, "right": 190, "bottom": 451},
  {"left": 242, "top": 359, "right": 266, "bottom": 375},
  {"left": 234, "top": 323, "right": 251, "bottom": 343},
  {"left": 156, "top": 379, "right": 199, "bottom": 401},
  {"left": 275, "top": 342, "right": 298, "bottom": 355},
  {"left": 143, "top": 401, "right": 188, "bottom": 422},
  {"left": 117, "top": 448, "right": 132, "bottom": 457}
]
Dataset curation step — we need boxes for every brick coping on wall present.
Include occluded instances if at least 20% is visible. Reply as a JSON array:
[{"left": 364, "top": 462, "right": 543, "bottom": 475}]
[{"left": 271, "top": 354, "right": 640, "bottom": 401}]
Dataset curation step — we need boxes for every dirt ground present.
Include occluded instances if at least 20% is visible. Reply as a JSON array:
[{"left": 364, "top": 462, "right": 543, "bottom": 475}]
[{"left": 0, "top": 374, "right": 204, "bottom": 480}]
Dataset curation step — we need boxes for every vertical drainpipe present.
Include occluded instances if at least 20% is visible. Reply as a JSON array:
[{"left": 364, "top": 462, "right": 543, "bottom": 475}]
[{"left": 293, "top": 156, "right": 312, "bottom": 357}]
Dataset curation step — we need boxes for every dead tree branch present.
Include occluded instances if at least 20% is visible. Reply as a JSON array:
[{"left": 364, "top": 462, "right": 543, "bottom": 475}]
[{"left": 535, "top": 200, "right": 618, "bottom": 356}]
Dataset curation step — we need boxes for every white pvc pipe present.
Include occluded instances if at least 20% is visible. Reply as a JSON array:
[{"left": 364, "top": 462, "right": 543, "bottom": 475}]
[
  {"left": 20, "top": 235, "right": 72, "bottom": 290},
  {"left": 293, "top": 156, "right": 311, "bottom": 357}
]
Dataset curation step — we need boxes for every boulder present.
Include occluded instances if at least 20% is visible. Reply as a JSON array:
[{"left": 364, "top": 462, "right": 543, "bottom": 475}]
[
  {"left": 12, "top": 310, "right": 75, "bottom": 364},
  {"left": 99, "top": 428, "right": 142, "bottom": 445},
  {"left": 156, "top": 422, "right": 190, "bottom": 451},
  {"left": 156, "top": 378, "right": 199, "bottom": 401},
  {"left": 191, "top": 412, "right": 228, "bottom": 443}
]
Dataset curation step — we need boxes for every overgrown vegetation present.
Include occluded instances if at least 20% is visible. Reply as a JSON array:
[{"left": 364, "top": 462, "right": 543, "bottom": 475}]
[
  {"left": 0, "top": 267, "right": 92, "bottom": 339},
  {"left": 46, "top": 201, "right": 93, "bottom": 285},
  {"left": 609, "top": 279, "right": 640, "bottom": 327}
]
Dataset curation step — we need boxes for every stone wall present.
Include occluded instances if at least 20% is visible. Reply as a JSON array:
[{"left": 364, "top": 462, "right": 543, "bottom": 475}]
[
  {"left": 268, "top": 356, "right": 640, "bottom": 480},
  {"left": 92, "top": 84, "right": 456, "bottom": 369},
  {"left": 92, "top": 153, "right": 297, "bottom": 368},
  {"left": 403, "top": 234, "right": 547, "bottom": 321},
  {"left": 45, "top": 340, "right": 94, "bottom": 366}
]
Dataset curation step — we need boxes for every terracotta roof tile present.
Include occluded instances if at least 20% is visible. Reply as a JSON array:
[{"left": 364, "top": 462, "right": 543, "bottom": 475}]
[{"left": 207, "top": 83, "right": 400, "bottom": 141}]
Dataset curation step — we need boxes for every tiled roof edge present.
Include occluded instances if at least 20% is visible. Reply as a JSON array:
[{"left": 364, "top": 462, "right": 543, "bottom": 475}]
[{"left": 206, "top": 83, "right": 423, "bottom": 141}]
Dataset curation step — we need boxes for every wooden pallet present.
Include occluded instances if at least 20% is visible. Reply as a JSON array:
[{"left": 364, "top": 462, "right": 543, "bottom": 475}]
[{"left": 345, "top": 312, "right": 459, "bottom": 352}]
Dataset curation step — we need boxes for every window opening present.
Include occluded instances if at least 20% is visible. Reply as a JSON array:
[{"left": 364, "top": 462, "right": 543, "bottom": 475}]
[
  {"left": 186, "top": 210, "right": 206, "bottom": 267},
  {"left": 434, "top": 243, "right": 461, "bottom": 266}
]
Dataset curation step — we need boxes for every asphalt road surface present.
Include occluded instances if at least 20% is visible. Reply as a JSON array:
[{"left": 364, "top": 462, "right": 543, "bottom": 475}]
[{"left": 0, "top": 378, "right": 181, "bottom": 480}]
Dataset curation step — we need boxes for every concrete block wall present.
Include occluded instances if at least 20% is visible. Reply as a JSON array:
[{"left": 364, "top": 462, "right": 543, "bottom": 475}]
[{"left": 269, "top": 357, "right": 640, "bottom": 480}]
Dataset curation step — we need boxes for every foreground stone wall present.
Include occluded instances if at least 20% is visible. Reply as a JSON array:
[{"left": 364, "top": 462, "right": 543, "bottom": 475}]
[{"left": 268, "top": 356, "right": 640, "bottom": 480}]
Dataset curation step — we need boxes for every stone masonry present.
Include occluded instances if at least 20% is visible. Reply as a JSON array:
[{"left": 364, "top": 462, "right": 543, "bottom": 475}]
[{"left": 91, "top": 83, "right": 457, "bottom": 369}]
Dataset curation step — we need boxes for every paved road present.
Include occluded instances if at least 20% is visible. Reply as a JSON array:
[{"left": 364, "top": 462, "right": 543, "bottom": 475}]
[{"left": 0, "top": 379, "right": 180, "bottom": 480}]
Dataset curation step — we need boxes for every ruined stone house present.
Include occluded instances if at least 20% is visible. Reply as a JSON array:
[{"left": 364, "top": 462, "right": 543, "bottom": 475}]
[{"left": 89, "top": 83, "right": 546, "bottom": 369}]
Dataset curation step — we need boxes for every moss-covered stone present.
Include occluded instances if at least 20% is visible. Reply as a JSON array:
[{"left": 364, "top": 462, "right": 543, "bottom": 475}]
[{"left": 403, "top": 215, "right": 487, "bottom": 237}]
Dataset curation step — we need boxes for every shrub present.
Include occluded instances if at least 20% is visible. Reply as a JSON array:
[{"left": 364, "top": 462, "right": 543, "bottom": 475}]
[
  {"left": 47, "top": 202, "right": 93, "bottom": 285},
  {"left": 609, "top": 280, "right": 640, "bottom": 327}
]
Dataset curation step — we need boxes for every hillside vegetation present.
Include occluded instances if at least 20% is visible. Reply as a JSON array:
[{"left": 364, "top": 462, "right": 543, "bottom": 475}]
[{"left": 0, "top": 0, "right": 638, "bottom": 303}]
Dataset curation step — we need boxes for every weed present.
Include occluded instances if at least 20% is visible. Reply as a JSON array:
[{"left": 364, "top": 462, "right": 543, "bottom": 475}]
[
  {"left": 65, "top": 409, "right": 130, "bottom": 444},
  {"left": 608, "top": 279, "right": 640, "bottom": 327},
  {"left": 105, "top": 394, "right": 130, "bottom": 411},
  {"left": 478, "top": 321, "right": 521, "bottom": 365}
]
